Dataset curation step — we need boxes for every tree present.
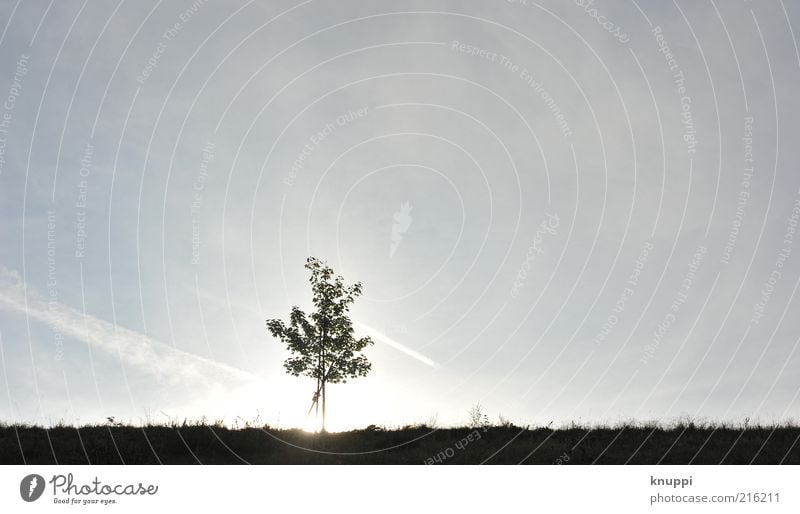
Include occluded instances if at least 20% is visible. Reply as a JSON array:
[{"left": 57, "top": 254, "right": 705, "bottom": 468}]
[{"left": 266, "top": 257, "right": 373, "bottom": 432}]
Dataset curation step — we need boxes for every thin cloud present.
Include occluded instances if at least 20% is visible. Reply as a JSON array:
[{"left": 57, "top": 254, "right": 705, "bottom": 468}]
[{"left": 0, "top": 266, "right": 260, "bottom": 388}]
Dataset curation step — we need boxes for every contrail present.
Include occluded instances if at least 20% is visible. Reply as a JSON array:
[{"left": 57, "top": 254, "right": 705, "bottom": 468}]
[
  {"left": 0, "top": 267, "right": 260, "bottom": 388},
  {"left": 353, "top": 321, "right": 436, "bottom": 368}
]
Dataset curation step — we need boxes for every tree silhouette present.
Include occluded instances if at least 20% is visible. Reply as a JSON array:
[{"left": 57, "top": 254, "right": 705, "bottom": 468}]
[{"left": 266, "top": 257, "right": 373, "bottom": 432}]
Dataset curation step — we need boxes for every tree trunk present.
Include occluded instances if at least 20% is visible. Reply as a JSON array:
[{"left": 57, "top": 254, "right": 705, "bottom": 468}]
[
  {"left": 320, "top": 320, "right": 326, "bottom": 433},
  {"left": 315, "top": 378, "right": 320, "bottom": 421},
  {"left": 321, "top": 381, "right": 327, "bottom": 432}
]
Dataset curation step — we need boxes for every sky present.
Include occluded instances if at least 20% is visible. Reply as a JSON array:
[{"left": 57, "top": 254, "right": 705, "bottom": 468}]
[{"left": 0, "top": 0, "right": 799, "bottom": 432}]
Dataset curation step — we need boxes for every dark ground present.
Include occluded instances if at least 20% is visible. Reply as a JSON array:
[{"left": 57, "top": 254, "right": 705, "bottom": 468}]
[{"left": 2, "top": 422, "right": 799, "bottom": 464}]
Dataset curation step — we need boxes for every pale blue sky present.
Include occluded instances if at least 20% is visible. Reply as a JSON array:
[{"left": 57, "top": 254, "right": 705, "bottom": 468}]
[{"left": 1, "top": 0, "right": 799, "bottom": 430}]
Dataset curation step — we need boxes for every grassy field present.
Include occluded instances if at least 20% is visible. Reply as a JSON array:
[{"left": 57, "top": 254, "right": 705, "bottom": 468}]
[{"left": 2, "top": 421, "right": 798, "bottom": 464}]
